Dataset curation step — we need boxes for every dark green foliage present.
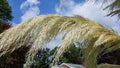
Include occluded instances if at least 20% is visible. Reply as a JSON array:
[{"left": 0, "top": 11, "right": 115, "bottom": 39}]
[
  {"left": 0, "top": 0, "right": 13, "bottom": 21},
  {"left": 59, "top": 44, "right": 83, "bottom": 64},
  {"left": 31, "top": 48, "right": 52, "bottom": 68},
  {"left": 0, "top": 0, "right": 13, "bottom": 32},
  {"left": 31, "top": 45, "right": 84, "bottom": 68}
]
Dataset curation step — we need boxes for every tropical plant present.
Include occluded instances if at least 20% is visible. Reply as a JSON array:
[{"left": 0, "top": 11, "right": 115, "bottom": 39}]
[
  {"left": 87, "top": 0, "right": 120, "bottom": 18},
  {"left": 0, "top": 15, "right": 120, "bottom": 68}
]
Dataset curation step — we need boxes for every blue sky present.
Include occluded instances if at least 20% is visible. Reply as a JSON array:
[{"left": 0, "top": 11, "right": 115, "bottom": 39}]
[
  {"left": 8, "top": 0, "right": 120, "bottom": 34},
  {"left": 8, "top": 0, "right": 84, "bottom": 24}
]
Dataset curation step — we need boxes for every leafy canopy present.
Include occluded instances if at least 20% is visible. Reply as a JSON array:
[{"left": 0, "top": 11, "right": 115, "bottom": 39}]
[{"left": 0, "top": 0, "right": 13, "bottom": 21}]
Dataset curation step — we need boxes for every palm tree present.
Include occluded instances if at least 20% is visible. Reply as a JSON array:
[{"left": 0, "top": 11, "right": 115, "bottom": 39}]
[
  {"left": 0, "top": 15, "right": 120, "bottom": 68},
  {"left": 88, "top": 0, "right": 120, "bottom": 18}
]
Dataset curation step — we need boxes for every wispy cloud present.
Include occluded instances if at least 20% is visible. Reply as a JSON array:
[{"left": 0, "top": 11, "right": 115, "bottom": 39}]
[
  {"left": 20, "top": 0, "right": 40, "bottom": 21},
  {"left": 55, "top": 0, "right": 75, "bottom": 15},
  {"left": 45, "top": 34, "right": 63, "bottom": 49},
  {"left": 56, "top": 0, "right": 120, "bottom": 34}
]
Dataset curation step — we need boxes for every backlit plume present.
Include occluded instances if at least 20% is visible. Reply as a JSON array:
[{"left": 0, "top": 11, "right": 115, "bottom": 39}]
[{"left": 0, "top": 15, "right": 120, "bottom": 68}]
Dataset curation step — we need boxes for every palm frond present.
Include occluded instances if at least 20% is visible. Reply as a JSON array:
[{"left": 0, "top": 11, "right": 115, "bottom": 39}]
[
  {"left": 105, "top": 0, "right": 120, "bottom": 10},
  {"left": 88, "top": 0, "right": 120, "bottom": 18}
]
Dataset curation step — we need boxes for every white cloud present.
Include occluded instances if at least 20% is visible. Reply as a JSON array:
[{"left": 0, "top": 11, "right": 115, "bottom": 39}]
[
  {"left": 21, "top": 6, "right": 40, "bottom": 21},
  {"left": 20, "top": 0, "right": 40, "bottom": 21},
  {"left": 27, "top": 0, "right": 39, "bottom": 4},
  {"left": 56, "top": 0, "right": 120, "bottom": 34},
  {"left": 43, "top": 34, "right": 63, "bottom": 49},
  {"left": 55, "top": 0, "right": 75, "bottom": 14}
]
